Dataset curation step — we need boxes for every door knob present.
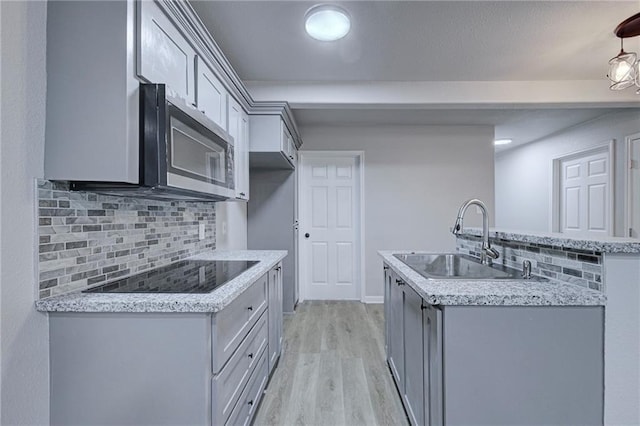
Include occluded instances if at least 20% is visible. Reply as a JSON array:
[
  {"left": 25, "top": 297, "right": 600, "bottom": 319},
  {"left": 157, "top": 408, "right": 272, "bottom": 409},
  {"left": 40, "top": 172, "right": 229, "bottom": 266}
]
[{"left": 304, "top": 233, "right": 310, "bottom": 238}]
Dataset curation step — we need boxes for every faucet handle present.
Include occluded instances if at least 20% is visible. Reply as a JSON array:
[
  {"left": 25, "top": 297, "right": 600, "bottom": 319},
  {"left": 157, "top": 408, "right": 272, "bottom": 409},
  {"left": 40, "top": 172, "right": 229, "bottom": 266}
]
[
  {"left": 484, "top": 246, "right": 499, "bottom": 260},
  {"left": 522, "top": 260, "right": 532, "bottom": 279},
  {"left": 452, "top": 218, "right": 463, "bottom": 235}
]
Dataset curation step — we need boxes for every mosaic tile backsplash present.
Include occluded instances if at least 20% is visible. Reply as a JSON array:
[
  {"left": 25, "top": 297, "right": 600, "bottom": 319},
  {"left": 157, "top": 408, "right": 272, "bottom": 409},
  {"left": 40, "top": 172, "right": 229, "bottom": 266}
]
[
  {"left": 456, "top": 235, "right": 603, "bottom": 292},
  {"left": 37, "top": 180, "right": 216, "bottom": 298}
]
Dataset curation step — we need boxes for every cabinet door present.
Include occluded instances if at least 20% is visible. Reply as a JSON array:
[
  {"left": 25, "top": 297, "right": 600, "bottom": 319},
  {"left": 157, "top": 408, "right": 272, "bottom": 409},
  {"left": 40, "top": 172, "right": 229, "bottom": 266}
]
[
  {"left": 403, "top": 285, "right": 425, "bottom": 426},
  {"left": 267, "top": 263, "right": 283, "bottom": 373},
  {"left": 267, "top": 266, "right": 278, "bottom": 372},
  {"left": 288, "top": 137, "right": 297, "bottom": 168},
  {"left": 138, "top": 1, "right": 196, "bottom": 105},
  {"left": 280, "top": 121, "right": 288, "bottom": 154},
  {"left": 280, "top": 123, "right": 296, "bottom": 168},
  {"left": 196, "top": 57, "right": 227, "bottom": 131},
  {"left": 383, "top": 266, "right": 392, "bottom": 357},
  {"left": 276, "top": 263, "right": 283, "bottom": 350},
  {"left": 388, "top": 273, "right": 405, "bottom": 390},
  {"left": 228, "top": 97, "right": 248, "bottom": 200},
  {"left": 240, "top": 112, "right": 250, "bottom": 199},
  {"left": 423, "top": 304, "right": 443, "bottom": 426}
]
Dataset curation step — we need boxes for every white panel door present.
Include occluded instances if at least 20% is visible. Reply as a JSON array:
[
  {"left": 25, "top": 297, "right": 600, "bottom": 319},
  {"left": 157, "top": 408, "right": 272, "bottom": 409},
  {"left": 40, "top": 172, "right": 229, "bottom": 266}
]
[
  {"left": 300, "top": 156, "right": 359, "bottom": 300},
  {"left": 629, "top": 134, "right": 640, "bottom": 237},
  {"left": 560, "top": 149, "right": 611, "bottom": 236}
]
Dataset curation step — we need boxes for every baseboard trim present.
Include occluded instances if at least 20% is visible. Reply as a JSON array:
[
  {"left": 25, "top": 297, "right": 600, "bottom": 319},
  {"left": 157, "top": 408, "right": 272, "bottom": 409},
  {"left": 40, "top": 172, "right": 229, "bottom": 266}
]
[{"left": 363, "top": 296, "right": 384, "bottom": 304}]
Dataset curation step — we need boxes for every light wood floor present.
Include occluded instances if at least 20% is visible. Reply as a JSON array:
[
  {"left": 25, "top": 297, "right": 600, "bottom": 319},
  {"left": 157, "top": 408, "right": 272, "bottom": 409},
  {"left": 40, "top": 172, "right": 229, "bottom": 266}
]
[{"left": 254, "top": 301, "right": 409, "bottom": 426}]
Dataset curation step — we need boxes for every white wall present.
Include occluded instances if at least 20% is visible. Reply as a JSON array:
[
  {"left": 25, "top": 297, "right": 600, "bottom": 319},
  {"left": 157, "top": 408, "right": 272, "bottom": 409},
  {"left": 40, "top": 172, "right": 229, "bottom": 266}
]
[
  {"left": 0, "top": 1, "right": 50, "bottom": 424},
  {"left": 0, "top": 2, "right": 3, "bottom": 419},
  {"left": 300, "top": 124, "right": 495, "bottom": 300},
  {"left": 495, "top": 110, "right": 640, "bottom": 236},
  {"left": 214, "top": 202, "right": 248, "bottom": 250}
]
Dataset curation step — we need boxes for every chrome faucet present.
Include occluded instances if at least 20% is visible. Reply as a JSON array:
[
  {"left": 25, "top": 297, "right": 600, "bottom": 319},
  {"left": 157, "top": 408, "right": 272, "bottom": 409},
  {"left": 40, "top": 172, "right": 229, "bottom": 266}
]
[{"left": 452, "top": 199, "right": 499, "bottom": 265}]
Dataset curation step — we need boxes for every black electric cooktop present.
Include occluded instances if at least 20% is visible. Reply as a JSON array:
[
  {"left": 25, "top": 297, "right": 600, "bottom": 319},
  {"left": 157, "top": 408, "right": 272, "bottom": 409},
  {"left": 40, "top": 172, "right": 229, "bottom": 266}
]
[{"left": 83, "top": 260, "right": 259, "bottom": 294}]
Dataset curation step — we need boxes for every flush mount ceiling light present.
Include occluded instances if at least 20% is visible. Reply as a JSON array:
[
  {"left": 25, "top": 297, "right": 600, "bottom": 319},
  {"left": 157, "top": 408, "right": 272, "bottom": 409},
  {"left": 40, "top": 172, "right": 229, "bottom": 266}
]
[
  {"left": 305, "top": 4, "right": 351, "bottom": 41},
  {"left": 494, "top": 139, "right": 513, "bottom": 146},
  {"left": 608, "top": 12, "right": 640, "bottom": 93}
]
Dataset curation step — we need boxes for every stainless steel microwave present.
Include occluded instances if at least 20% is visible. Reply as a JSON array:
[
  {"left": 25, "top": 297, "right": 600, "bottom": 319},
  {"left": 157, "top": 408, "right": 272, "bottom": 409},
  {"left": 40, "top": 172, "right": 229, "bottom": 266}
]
[{"left": 71, "top": 84, "right": 234, "bottom": 201}]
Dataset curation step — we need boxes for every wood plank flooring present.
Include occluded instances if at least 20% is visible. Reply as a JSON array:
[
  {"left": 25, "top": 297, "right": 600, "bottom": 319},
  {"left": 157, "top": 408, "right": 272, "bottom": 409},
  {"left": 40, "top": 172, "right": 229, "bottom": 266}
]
[{"left": 254, "top": 301, "right": 408, "bottom": 426}]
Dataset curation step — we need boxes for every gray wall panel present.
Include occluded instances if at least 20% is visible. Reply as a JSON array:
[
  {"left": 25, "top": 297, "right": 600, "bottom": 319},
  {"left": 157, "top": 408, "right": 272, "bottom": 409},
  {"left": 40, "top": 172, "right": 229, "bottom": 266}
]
[
  {"left": 248, "top": 169, "right": 296, "bottom": 313},
  {"left": 50, "top": 313, "right": 211, "bottom": 426},
  {"left": 443, "top": 306, "right": 604, "bottom": 426}
]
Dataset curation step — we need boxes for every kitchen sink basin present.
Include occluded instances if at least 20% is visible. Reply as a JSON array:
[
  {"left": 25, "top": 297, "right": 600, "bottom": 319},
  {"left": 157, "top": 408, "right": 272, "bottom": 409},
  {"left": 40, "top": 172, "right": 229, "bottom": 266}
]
[{"left": 393, "top": 253, "right": 543, "bottom": 281}]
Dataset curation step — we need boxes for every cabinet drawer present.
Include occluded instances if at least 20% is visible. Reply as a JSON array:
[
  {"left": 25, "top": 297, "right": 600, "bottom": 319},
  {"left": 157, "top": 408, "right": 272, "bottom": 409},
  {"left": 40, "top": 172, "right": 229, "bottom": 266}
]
[
  {"left": 225, "top": 348, "right": 269, "bottom": 426},
  {"left": 212, "top": 274, "right": 268, "bottom": 373},
  {"left": 212, "top": 312, "right": 268, "bottom": 426}
]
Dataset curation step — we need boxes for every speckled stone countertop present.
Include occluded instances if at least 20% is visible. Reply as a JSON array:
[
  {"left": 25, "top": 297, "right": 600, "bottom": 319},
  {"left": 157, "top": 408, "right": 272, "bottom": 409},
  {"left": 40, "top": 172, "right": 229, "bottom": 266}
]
[
  {"left": 35, "top": 250, "right": 287, "bottom": 313},
  {"left": 379, "top": 251, "right": 606, "bottom": 306},
  {"left": 459, "top": 228, "right": 640, "bottom": 254}
]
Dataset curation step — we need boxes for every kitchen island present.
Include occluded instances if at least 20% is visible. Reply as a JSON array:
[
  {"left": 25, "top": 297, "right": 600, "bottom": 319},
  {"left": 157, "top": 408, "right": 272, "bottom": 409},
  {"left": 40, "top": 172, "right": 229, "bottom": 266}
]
[
  {"left": 36, "top": 250, "right": 286, "bottom": 426},
  {"left": 456, "top": 228, "right": 640, "bottom": 426},
  {"left": 379, "top": 250, "right": 605, "bottom": 426}
]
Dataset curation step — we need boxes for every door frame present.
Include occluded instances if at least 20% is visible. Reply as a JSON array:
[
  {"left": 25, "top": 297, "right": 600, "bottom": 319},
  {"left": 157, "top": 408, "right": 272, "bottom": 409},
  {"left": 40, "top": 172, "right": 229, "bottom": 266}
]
[
  {"left": 625, "top": 132, "right": 640, "bottom": 237},
  {"left": 551, "top": 140, "right": 615, "bottom": 235},
  {"left": 297, "top": 151, "right": 366, "bottom": 303}
]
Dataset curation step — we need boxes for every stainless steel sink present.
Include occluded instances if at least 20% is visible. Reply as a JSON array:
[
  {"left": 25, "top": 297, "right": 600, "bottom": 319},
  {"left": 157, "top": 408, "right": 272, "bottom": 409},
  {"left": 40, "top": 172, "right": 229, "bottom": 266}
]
[{"left": 393, "top": 253, "right": 543, "bottom": 281}]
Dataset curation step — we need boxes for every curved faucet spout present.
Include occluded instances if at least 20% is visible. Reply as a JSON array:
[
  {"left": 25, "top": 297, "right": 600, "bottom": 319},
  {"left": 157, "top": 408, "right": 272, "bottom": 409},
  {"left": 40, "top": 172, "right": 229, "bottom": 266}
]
[{"left": 451, "top": 199, "right": 498, "bottom": 265}]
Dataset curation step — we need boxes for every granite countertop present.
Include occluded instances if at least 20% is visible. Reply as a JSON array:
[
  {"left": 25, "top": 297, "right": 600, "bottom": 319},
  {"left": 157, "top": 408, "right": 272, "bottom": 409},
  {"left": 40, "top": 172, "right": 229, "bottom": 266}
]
[
  {"left": 35, "top": 250, "right": 287, "bottom": 313},
  {"left": 379, "top": 251, "right": 606, "bottom": 306},
  {"left": 459, "top": 228, "right": 640, "bottom": 254}
]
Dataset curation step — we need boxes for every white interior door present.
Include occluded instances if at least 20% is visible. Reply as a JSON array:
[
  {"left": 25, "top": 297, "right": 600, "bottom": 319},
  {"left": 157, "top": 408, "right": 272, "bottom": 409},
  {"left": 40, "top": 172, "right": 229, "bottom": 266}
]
[
  {"left": 560, "top": 148, "right": 611, "bottom": 236},
  {"left": 628, "top": 133, "right": 640, "bottom": 237},
  {"left": 300, "top": 155, "right": 361, "bottom": 300}
]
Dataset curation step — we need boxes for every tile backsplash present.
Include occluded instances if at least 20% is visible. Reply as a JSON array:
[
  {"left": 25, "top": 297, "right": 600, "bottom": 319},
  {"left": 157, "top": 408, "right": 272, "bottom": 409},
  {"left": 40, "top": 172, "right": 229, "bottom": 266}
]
[
  {"left": 456, "top": 235, "right": 603, "bottom": 291},
  {"left": 37, "top": 180, "right": 216, "bottom": 298}
]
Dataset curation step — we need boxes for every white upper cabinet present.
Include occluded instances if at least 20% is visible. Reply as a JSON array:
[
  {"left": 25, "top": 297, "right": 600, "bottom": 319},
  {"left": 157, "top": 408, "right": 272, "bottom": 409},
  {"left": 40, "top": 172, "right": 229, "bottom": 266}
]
[
  {"left": 196, "top": 57, "right": 228, "bottom": 131},
  {"left": 240, "top": 111, "right": 250, "bottom": 199},
  {"left": 138, "top": 1, "right": 196, "bottom": 105},
  {"left": 249, "top": 115, "right": 298, "bottom": 169},
  {"left": 228, "top": 97, "right": 250, "bottom": 200},
  {"left": 282, "top": 129, "right": 298, "bottom": 168}
]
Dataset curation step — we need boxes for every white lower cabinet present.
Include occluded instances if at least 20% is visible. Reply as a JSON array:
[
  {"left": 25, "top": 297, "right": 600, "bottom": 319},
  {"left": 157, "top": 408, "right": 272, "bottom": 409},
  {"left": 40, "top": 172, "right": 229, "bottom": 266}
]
[
  {"left": 383, "top": 263, "right": 604, "bottom": 426},
  {"left": 386, "top": 269, "right": 404, "bottom": 389},
  {"left": 267, "top": 262, "right": 283, "bottom": 372},
  {"left": 48, "top": 264, "right": 284, "bottom": 426},
  {"left": 386, "top": 270, "right": 430, "bottom": 426},
  {"left": 212, "top": 312, "right": 268, "bottom": 425},
  {"left": 225, "top": 349, "right": 269, "bottom": 426},
  {"left": 403, "top": 283, "right": 425, "bottom": 426}
]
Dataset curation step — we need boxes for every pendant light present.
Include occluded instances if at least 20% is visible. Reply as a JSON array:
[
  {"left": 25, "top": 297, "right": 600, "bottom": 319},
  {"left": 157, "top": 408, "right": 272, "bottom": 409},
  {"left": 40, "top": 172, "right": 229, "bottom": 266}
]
[{"left": 608, "top": 12, "right": 640, "bottom": 93}]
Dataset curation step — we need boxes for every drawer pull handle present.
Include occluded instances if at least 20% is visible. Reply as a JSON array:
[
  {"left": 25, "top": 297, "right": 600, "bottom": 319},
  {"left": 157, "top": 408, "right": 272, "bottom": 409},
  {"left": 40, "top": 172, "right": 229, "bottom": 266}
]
[
  {"left": 275, "top": 266, "right": 281, "bottom": 271},
  {"left": 248, "top": 400, "right": 254, "bottom": 406},
  {"left": 396, "top": 279, "right": 405, "bottom": 286},
  {"left": 247, "top": 306, "right": 253, "bottom": 311},
  {"left": 248, "top": 353, "right": 254, "bottom": 359}
]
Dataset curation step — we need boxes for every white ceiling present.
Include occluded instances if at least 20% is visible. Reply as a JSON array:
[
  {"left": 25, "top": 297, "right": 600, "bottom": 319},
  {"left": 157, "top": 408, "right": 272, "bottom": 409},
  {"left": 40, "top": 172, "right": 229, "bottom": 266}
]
[{"left": 189, "top": 1, "right": 640, "bottom": 149}]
